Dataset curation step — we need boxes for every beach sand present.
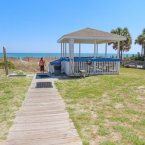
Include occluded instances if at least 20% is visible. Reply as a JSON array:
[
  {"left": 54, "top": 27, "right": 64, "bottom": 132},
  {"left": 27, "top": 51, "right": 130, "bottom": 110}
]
[{"left": 0, "top": 57, "right": 56, "bottom": 73}]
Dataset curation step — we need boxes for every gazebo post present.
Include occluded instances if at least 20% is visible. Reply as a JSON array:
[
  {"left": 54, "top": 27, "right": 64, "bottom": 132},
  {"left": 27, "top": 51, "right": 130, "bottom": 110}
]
[
  {"left": 61, "top": 43, "right": 62, "bottom": 57},
  {"left": 96, "top": 44, "right": 98, "bottom": 57},
  {"left": 65, "top": 43, "right": 67, "bottom": 58},
  {"left": 94, "top": 42, "right": 97, "bottom": 58},
  {"left": 69, "top": 39, "right": 74, "bottom": 75},
  {"left": 62, "top": 43, "right": 63, "bottom": 57},
  {"left": 64, "top": 43, "right": 65, "bottom": 57},
  {"left": 117, "top": 41, "right": 120, "bottom": 73},
  {"left": 79, "top": 43, "right": 81, "bottom": 58},
  {"left": 93, "top": 41, "right": 97, "bottom": 73},
  {"left": 105, "top": 43, "right": 107, "bottom": 58},
  {"left": 117, "top": 41, "right": 120, "bottom": 58},
  {"left": 66, "top": 43, "right": 68, "bottom": 57},
  {"left": 63, "top": 43, "right": 65, "bottom": 58}
]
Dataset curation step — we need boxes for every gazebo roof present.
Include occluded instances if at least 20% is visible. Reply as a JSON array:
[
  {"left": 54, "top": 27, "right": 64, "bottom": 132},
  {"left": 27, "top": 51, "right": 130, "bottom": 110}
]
[{"left": 57, "top": 27, "right": 126, "bottom": 44}]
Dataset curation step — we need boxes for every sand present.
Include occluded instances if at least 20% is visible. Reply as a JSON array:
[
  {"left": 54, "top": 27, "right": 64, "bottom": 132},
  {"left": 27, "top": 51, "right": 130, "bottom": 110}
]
[{"left": 0, "top": 57, "right": 57, "bottom": 73}]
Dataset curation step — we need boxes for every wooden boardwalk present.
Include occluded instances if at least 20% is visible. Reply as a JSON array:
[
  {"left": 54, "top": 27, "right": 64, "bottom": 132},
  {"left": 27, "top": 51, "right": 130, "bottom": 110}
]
[{"left": 6, "top": 76, "right": 82, "bottom": 145}]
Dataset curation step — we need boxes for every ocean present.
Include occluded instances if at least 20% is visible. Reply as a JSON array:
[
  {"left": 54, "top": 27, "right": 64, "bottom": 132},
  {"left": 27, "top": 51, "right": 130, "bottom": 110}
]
[{"left": 0, "top": 53, "right": 134, "bottom": 58}]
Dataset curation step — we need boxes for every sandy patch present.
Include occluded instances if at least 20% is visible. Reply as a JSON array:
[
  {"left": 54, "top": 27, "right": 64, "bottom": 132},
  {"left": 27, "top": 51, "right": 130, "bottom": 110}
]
[
  {"left": 114, "top": 103, "right": 124, "bottom": 109},
  {"left": 0, "top": 141, "right": 6, "bottom": 145},
  {"left": 136, "top": 86, "right": 145, "bottom": 94}
]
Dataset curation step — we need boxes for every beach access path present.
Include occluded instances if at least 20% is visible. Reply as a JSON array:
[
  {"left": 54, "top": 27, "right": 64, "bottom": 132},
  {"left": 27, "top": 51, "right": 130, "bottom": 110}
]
[{"left": 6, "top": 76, "right": 82, "bottom": 145}]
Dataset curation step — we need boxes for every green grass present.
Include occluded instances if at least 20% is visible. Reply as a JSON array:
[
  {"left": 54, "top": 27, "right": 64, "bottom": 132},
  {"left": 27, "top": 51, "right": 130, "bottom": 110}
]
[
  {"left": 101, "top": 141, "right": 116, "bottom": 145},
  {"left": 0, "top": 76, "right": 31, "bottom": 140},
  {"left": 56, "top": 68, "right": 145, "bottom": 145},
  {"left": 98, "top": 126, "right": 110, "bottom": 136}
]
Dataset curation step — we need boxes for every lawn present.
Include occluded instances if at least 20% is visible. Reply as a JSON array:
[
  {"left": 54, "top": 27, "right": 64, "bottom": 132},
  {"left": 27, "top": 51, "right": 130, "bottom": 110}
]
[
  {"left": 56, "top": 68, "right": 145, "bottom": 145},
  {"left": 0, "top": 75, "right": 31, "bottom": 140}
]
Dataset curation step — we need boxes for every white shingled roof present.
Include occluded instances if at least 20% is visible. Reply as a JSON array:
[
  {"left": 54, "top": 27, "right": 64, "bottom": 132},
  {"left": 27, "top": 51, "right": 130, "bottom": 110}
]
[{"left": 57, "top": 28, "right": 126, "bottom": 44}]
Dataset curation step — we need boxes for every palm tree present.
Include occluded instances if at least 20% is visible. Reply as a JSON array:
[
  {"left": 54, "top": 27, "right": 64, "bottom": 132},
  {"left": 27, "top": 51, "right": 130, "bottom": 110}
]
[
  {"left": 109, "top": 27, "right": 132, "bottom": 60},
  {"left": 135, "top": 29, "right": 145, "bottom": 57}
]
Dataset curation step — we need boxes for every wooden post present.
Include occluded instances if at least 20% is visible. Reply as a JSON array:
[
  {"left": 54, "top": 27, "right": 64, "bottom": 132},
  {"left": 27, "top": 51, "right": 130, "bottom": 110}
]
[{"left": 3, "top": 47, "right": 8, "bottom": 75}]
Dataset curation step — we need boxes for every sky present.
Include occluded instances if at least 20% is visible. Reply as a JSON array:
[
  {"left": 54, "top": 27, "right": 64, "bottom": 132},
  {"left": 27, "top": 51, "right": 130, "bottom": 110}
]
[{"left": 0, "top": 0, "right": 145, "bottom": 54}]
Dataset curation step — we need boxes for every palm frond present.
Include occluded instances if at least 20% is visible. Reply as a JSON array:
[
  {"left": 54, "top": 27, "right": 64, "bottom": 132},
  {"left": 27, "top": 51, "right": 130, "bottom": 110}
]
[{"left": 110, "top": 27, "right": 132, "bottom": 52}]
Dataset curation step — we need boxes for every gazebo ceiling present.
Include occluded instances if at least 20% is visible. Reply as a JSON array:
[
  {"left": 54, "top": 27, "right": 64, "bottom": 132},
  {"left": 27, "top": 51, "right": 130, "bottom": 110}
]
[{"left": 57, "top": 28, "right": 126, "bottom": 44}]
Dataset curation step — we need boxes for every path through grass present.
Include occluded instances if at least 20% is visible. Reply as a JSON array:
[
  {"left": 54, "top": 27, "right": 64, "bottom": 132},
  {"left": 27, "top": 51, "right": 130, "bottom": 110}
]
[{"left": 56, "top": 68, "right": 145, "bottom": 145}]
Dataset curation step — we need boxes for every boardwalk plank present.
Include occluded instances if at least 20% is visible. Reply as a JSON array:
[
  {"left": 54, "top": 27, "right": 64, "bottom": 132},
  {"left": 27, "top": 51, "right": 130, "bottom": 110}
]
[
  {"left": 6, "top": 76, "right": 82, "bottom": 145},
  {"left": 7, "top": 136, "right": 81, "bottom": 145}
]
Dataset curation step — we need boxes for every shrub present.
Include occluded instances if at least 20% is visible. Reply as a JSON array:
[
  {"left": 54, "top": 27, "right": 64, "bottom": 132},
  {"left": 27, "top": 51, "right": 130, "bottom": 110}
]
[
  {"left": 124, "top": 56, "right": 144, "bottom": 61},
  {"left": 0, "top": 61, "right": 15, "bottom": 69}
]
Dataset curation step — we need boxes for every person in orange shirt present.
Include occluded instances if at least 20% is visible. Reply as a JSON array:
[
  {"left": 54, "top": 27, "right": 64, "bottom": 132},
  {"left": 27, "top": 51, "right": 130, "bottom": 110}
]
[{"left": 39, "top": 57, "right": 46, "bottom": 73}]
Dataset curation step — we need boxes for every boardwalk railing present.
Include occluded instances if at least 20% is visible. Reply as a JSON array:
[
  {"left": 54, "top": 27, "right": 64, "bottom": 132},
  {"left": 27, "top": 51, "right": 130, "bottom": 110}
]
[{"left": 122, "top": 60, "right": 145, "bottom": 69}]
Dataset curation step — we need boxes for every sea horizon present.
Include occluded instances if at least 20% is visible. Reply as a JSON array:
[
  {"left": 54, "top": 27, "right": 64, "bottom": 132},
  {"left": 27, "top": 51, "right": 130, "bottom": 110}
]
[{"left": 0, "top": 52, "right": 136, "bottom": 58}]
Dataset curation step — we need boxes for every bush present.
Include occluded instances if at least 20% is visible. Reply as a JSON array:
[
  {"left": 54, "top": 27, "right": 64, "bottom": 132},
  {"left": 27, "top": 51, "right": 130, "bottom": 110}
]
[
  {"left": 0, "top": 61, "right": 15, "bottom": 69},
  {"left": 124, "top": 56, "right": 145, "bottom": 61},
  {"left": 131, "top": 56, "right": 144, "bottom": 61}
]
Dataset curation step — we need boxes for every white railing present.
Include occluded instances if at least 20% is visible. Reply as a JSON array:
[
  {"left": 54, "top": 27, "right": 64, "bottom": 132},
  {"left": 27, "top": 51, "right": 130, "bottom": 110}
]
[
  {"left": 49, "top": 57, "right": 121, "bottom": 76},
  {"left": 62, "top": 60, "right": 120, "bottom": 76},
  {"left": 73, "top": 61, "right": 119, "bottom": 75}
]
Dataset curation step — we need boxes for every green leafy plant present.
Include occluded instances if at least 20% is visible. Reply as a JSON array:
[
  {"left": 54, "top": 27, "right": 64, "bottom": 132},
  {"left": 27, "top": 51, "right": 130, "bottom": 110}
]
[{"left": 0, "top": 61, "right": 15, "bottom": 69}]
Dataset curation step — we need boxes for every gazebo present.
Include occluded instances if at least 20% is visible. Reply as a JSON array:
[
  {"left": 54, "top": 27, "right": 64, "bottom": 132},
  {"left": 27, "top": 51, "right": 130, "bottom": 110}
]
[{"left": 49, "top": 28, "right": 126, "bottom": 76}]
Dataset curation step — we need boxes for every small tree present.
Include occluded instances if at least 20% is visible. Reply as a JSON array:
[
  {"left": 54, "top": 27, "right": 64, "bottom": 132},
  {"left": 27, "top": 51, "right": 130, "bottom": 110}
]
[
  {"left": 135, "top": 29, "right": 145, "bottom": 58},
  {"left": 109, "top": 27, "right": 132, "bottom": 60}
]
